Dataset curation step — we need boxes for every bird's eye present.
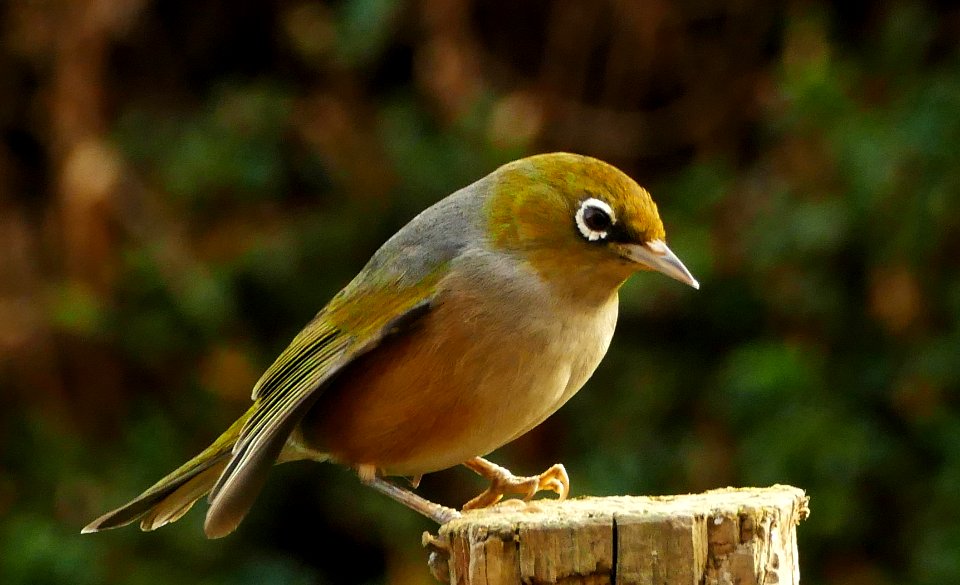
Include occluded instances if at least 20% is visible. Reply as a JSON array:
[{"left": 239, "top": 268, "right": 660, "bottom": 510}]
[
  {"left": 575, "top": 198, "right": 616, "bottom": 242},
  {"left": 582, "top": 206, "right": 611, "bottom": 232}
]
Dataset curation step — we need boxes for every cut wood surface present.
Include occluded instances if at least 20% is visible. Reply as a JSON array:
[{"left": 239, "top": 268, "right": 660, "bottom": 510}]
[{"left": 424, "top": 485, "right": 809, "bottom": 585}]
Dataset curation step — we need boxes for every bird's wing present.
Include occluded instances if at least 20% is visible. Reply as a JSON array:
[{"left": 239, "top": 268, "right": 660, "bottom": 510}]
[{"left": 204, "top": 266, "right": 444, "bottom": 537}]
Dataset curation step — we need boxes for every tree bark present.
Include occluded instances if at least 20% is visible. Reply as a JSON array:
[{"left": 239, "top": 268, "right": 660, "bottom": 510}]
[{"left": 424, "top": 485, "right": 809, "bottom": 585}]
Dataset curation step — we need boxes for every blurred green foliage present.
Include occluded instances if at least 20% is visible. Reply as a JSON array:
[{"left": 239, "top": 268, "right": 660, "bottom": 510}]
[{"left": 1, "top": 1, "right": 959, "bottom": 584}]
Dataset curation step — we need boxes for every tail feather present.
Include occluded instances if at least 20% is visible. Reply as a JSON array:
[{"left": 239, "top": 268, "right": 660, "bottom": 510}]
[
  {"left": 82, "top": 415, "right": 248, "bottom": 535},
  {"left": 138, "top": 459, "right": 229, "bottom": 531}
]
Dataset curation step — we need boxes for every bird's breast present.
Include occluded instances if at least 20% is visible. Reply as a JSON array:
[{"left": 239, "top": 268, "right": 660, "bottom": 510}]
[{"left": 300, "top": 260, "right": 619, "bottom": 476}]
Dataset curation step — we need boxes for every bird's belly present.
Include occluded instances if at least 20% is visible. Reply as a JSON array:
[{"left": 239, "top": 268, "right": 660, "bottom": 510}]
[{"left": 300, "top": 295, "right": 617, "bottom": 476}]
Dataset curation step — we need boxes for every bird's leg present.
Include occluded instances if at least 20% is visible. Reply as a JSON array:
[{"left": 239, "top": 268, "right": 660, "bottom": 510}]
[
  {"left": 357, "top": 465, "right": 461, "bottom": 524},
  {"left": 461, "top": 457, "right": 570, "bottom": 510}
]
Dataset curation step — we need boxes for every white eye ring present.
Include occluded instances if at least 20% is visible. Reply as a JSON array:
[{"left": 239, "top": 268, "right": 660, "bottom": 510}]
[{"left": 575, "top": 198, "right": 616, "bottom": 241}]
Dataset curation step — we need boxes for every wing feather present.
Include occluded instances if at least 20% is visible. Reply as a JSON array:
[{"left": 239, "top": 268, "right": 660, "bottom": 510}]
[
  {"left": 202, "top": 189, "right": 469, "bottom": 535},
  {"left": 203, "top": 293, "right": 436, "bottom": 536}
]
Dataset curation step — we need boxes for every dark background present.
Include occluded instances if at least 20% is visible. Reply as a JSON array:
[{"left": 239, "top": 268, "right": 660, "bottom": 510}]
[{"left": 2, "top": 1, "right": 959, "bottom": 583}]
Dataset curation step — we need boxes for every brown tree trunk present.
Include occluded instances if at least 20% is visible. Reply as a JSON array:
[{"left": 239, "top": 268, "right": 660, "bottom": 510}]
[{"left": 425, "top": 485, "right": 809, "bottom": 585}]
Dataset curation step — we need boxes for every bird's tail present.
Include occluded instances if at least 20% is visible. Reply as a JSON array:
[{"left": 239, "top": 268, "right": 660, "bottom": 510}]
[{"left": 82, "top": 413, "right": 250, "bottom": 535}]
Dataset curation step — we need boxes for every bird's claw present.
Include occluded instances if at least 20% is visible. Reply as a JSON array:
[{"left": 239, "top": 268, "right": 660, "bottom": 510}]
[{"left": 462, "top": 462, "right": 570, "bottom": 510}]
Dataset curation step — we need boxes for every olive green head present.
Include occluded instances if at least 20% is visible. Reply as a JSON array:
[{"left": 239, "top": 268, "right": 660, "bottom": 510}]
[{"left": 486, "top": 152, "right": 698, "bottom": 293}]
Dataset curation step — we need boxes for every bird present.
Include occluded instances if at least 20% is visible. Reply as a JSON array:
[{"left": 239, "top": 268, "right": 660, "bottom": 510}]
[{"left": 82, "top": 152, "right": 698, "bottom": 538}]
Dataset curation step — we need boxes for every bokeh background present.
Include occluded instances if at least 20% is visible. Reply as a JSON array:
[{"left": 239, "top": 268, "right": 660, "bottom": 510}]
[{"left": 2, "top": 0, "right": 959, "bottom": 583}]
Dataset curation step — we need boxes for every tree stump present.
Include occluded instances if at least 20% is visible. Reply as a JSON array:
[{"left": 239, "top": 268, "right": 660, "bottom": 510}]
[{"left": 423, "top": 485, "right": 809, "bottom": 585}]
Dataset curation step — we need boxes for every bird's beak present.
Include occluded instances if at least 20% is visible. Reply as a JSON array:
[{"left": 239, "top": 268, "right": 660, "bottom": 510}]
[{"left": 619, "top": 239, "right": 700, "bottom": 289}]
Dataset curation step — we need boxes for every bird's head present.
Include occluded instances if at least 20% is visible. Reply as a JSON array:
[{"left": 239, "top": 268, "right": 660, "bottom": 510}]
[{"left": 486, "top": 153, "right": 698, "bottom": 296}]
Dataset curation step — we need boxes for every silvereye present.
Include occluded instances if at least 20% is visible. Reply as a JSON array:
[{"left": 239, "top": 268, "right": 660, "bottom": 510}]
[{"left": 83, "top": 152, "right": 698, "bottom": 538}]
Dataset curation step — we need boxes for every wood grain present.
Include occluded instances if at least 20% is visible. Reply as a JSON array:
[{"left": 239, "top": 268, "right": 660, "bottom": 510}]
[{"left": 424, "top": 485, "right": 809, "bottom": 585}]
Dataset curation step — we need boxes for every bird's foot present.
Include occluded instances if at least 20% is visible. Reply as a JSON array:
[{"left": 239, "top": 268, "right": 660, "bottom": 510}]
[{"left": 461, "top": 457, "right": 569, "bottom": 510}]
